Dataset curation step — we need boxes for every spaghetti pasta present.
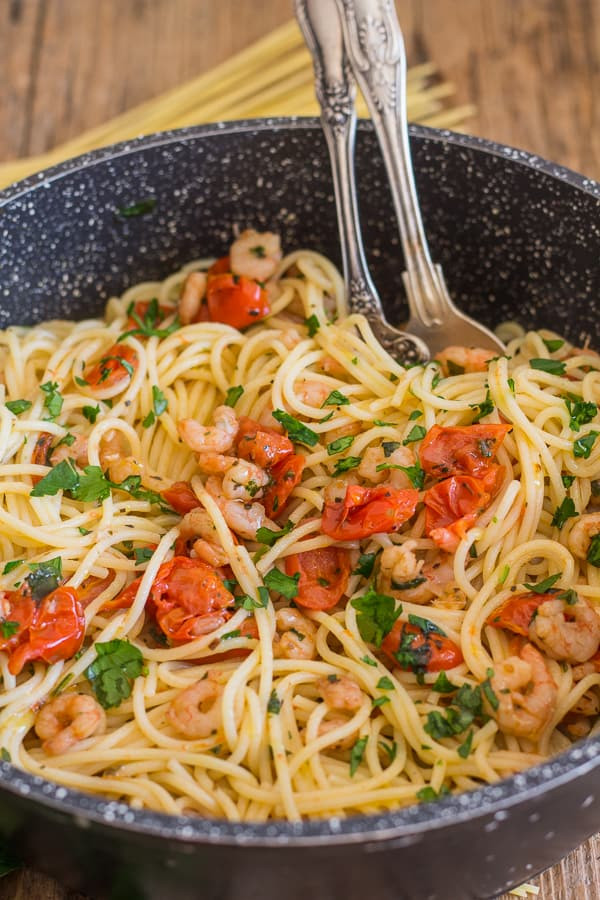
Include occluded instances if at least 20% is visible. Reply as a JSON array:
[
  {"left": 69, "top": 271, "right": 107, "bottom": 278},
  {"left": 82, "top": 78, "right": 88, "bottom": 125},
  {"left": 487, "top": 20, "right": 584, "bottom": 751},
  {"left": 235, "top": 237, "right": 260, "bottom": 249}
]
[{"left": 0, "top": 234, "right": 599, "bottom": 821}]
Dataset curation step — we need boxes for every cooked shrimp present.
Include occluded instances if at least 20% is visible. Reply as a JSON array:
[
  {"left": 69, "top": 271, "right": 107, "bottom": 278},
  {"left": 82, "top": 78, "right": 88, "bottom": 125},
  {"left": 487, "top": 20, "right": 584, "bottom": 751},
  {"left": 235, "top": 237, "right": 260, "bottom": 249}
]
[
  {"left": 324, "top": 478, "right": 351, "bottom": 506},
  {"left": 487, "top": 643, "right": 557, "bottom": 740},
  {"left": 179, "top": 507, "right": 229, "bottom": 567},
  {"left": 230, "top": 229, "right": 282, "bottom": 281},
  {"left": 317, "top": 674, "right": 363, "bottom": 711},
  {"left": 196, "top": 452, "right": 237, "bottom": 474},
  {"left": 34, "top": 694, "right": 106, "bottom": 756},
  {"left": 178, "top": 405, "right": 239, "bottom": 454},
  {"left": 436, "top": 345, "right": 495, "bottom": 375},
  {"left": 98, "top": 432, "right": 167, "bottom": 492},
  {"left": 358, "top": 445, "right": 414, "bottom": 489},
  {"left": 280, "top": 327, "right": 303, "bottom": 350},
  {"left": 378, "top": 540, "right": 433, "bottom": 604},
  {"left": 316, "top": 715, "right": 357, "bottom": 750},
  {"left": 167, "top": 674, "right": 223, "bottom": 740},
  {"left": 50, "top": 433, "right": 89, "bottom": 468},
  {"left": 221, "top": 459, "right": 269, "bottom": 501},
  {"left": 319, "top": 355, "right": 348, "bottom": 378},
  {"left": 529, "top": 595, "right": 600, "bottom": 664},
  {"left": 178, "top": 271, "right": 207, "bottom": 325},
  {"left": 572, "top": 689, "right": 600, "bottom": 718},
  {"left": 273, "top": 607, "right": 316, "bottom": 660},
  {"left": 296, "top": 379, "right": 331, "bottom": 408},
  {"left": 431, "top": 585, "right": 468, "bottom": 610},
  {"left": 205, "top": 475, "right": 275, "bottom": 540},
  {"left": 562, "top": 715, "right": 592, "bottom": 739},
  {"left": 567, "top": 513, "right": 600, "bottom": 560}
]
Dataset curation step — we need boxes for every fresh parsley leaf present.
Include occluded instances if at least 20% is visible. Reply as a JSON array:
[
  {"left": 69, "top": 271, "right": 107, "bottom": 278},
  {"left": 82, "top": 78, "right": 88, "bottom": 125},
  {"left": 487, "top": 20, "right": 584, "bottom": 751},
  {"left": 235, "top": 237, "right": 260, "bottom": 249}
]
[
  {"left": 224, "top": 385, "right": 244, "bottom": 407},
  {"left": 256, "top": 521, "right": 293, "bottom": 546},
  {"left": 403, "top": 425, "right": 426, "bottom": 445},
  {"left": 447, "top": 360, "right": 465, "bottom": 376},
  {"left": 349, "top": 736, "right": 368, "bottom": 776},
  {"left": 382, "top": 441, "right": 401, "bottom": 457},
  {"left": 322, "top": 389, "right": 349, "bottom": 407},
  {"left": 142, "top": 411, "right": 155, "bottom": 428},
  {"left": 305, "top": 314, "right": 320, "bottom": 337},
  {"left": 543, "top": 338, "right": 564, "bottom": 353},
  {"left": 530, "top": 358, "right": 566, "bottom": 376},
  {"left": 116, "top": 198, "right": 156, "bottom": 218},
  {"left": 373, "top": 419, "right": 394, "bottom": 427},
  {"left": 222, "top": 629, "right": 241, "bottom": 640},
  {"left": 361, "top": 655, "right": 378, "bottom": 667},
  {"left": 432, "top": 671, "right": 458, "bottom": 693},
  {"left": 2, "top": 560, "right": 24, "bottom": 575},
  {"left": 407, "top": 614, "right": 446, "bottom": 636},
  {"left": 327, "top": 435, "right": 354, "bottom": 455},
  {"left": 351, "top": 586, "right": 402, "bottom": 647},
  {"left": 272, "top": 410, "right": 318, "bottom": 447},
  {"left": 82, "top": 405, "right": 100, "bottom": 424},
  {"left": 267, "top": 690, "right": 282, "bottom": 714},
  {"left": 78, "top": 526, "right": 92, "bottom": 536},
  {"left": 376, "top": 459, "right": 425, "bottom": 489},
  {"left": 26, "top": 557, "right": 63, "bottom": 601},
  {"left": 376, "top": 676, "right": 394, "bottom": 691},
  {"left": 119, "top": 297, "right": 180, "bottom": 342},
  {"left": 74, "top": 375, "right": 89, "bottom": 387},
  {"left": 557, "top": 589, "right": 579, "bottom": 605},
  {"left": 372, "top": 696, "right": 390, "bottom": 707},
  {"left": 264, "top": 569, "right": 300, "bottom": 600},
  {"left": 551, "top": 497, "right": 578, "bottom": 529},
  {"left": 71, "top": 466, "right": 112, "bottom": 502},
  {"left": 50, "top": 673, "right": 74, "bottom": 697},
  {"left": 497, "top": 564, "right": 510, "bottom": 585},
  {"left": 379, "top": 740, "right": 397, "bottom": 762},
  {"left": 574, "top": 431, "right": 599, "bottom": 459},
  {"left": 152, "top": 385, "right": 168, "bottom": 416},
  {"left": 470, "top": 389, "right": 494, "bottom": 423},
  {"left": 507, "top": 377, "right": 515, "bottom": 393},
  {"left": 353, "top": 552, "right": 377, "bottom": 578},
  {"left": 390, "top": 575, "right": 427, "bottom": 591},
  {"left": 40, "top": 381, "right": 63, "bottom": 418},
  {"left": 5, "top": 399, "right": 32, "bottom": 415},
  {"left": 134, "top": 547, "right": 154, "bottom": 565},
  {"left": 523, "top": 573, "right": 562, "bottom": 593},
  {"left": 1, "top": 747, "right": 12, "bottom": 763},
  {"left": 561, "top": 473, "right": 575, "bottom": 488},
  {"left": 481, "top": 669, "right": 499, "bottom": 711},
  {"left": 457, "top": 729, "right": 474, "bottom": 758},
  {"left": 408, "top": 410, "right": 423, "bottom": 421},
  {"left": 587, "top": 534, "right": 600, "bottom": 568},
  {"left": 0, "top": 621, "right": 19, "bottom": 639},
  {"left": 333, "top": 456, "right": 361, "bottom": 475},
  {"left": 30, "top": 460, "right": 79, "bottom": 497},
  {"left": 85, "top": 639, "right": 145, "bottom": 708},
  {"left": 565, "top": 398, "right": 597, "bottom": 431}
]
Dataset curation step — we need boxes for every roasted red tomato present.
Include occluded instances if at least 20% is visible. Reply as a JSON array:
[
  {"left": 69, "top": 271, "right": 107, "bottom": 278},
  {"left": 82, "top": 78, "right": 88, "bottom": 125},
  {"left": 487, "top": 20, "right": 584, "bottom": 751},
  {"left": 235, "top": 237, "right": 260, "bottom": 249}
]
[
  {"left": 147, "top": 557, "right": 234, "bottom": 644},
  {"left": 85, "top": 344, "right": 139, "bottom": 391},
  {"left": 424, "top": 475, "right": 493, "bottom": 552},
  {"left": 236, "top": 417, "right": 293, "bottom": 468},
  {"left": 284, "top": 546, "right": 351, "bottom": 610},
  {"left": 419, "top": 424, "right": 511, "bottom": 480},
  {"left": 381, "top": 620, "right": 463, "bottom": 672},
  {"left": 161, "top": 481, "right": 201, "bottom": 515},
  {"left": 7, "top": 587, "right": 85, "bottom": 676},
  {"left": 486, "top": 592, "right": 556, "bottom": 636},
  {"left": 126, "top": 300, "right": 173, "bottom": 331},
  {"left": 263, "top": 453, "right": 305, "bottom": 518},
  {"left": 77, "top": 572, "right": 116, "bottom": 608},
  {"left": 207, "top": 255, "right": 231, "bottom": 277},
  {"left": 198, "top": 616, "right": 260, "bottom": 663},
  {"left": 322, "top": 485, "right": 419, "bottom": 541},
  {"left": 206, "top": 274, "right": 270, "bottom": 330},
  {"left": 31, "top": 432, "right": 54, "bottom": 467},
  {"left": 0, "top": 588, "right": 36, "bottom": 655}
]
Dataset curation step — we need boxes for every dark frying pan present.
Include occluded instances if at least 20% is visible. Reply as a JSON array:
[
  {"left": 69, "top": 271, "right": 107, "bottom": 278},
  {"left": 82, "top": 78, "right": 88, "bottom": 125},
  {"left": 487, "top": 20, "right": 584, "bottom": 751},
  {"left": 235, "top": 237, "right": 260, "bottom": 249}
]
[{"left": 0, "top": 119, "right": 599, "bottom": 900}]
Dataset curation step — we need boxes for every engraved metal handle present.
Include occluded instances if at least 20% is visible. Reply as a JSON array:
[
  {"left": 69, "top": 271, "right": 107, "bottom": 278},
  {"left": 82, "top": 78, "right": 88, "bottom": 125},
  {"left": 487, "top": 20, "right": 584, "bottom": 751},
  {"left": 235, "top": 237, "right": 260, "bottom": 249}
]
[
  {"left": 335, "top": 0, "right": 450, "bottom": 327},
  {"left": 295, "top": 0, "right": 383, "bottom": 320}
]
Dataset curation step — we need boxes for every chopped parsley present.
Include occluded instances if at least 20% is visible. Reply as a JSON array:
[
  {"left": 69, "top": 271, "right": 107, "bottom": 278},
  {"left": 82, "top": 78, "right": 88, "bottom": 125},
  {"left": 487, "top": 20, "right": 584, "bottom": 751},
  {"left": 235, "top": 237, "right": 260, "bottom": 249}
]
[
  {"left": 587, "top": 534, "right": 600, "bottom": 568},
  {"left": 457, "top": 729, "right": 474, "bottom": 758},
  {"left": 376, "top": 459, "right": 425, "bottom": 489},
  {"left": 333, "top": 456, "right": 361, "bottom": 475},
  {"left": 432, "top": 671, "right": 458, "bottom": 694},
  {"left": 0, "top": 621, "right": 19, "bottom": 639},
  {"left": 26, "top": 557, "right": 63, "bottom": 601},
  {"left": 382, "top": 441, "right": 401, "bottom": 457},
  {"left": 85, "top": 639, "right": 145, "bottom": 709},
  {"left": 152, "top": 385, "right": 168, "bottom": 416},
  {"left": 403, "top": 425, "right": 426, "bottom": 445},
  {"left": 353, "top": 552, "right": 377, "bottom": 579},
  {"left": 523, "top": 573, "right": 562, "bottom": 593},
  {"left": 573, "top": 431, "right": 599, "bottom": 459},
  {"left": 31, "top": 463, "right": 164, "bottom": 506},
  {"left": 416, "top": 785, "right": 450, "bottom": 803},
  {"left": 134, "top": 547, "right": 154, "bottom": 565},
  {"left": 267, "top": 691, "right": 282, "bottom": 714},
  {"left": 565, "top": 398, "right": 597, "bottom": 431},
  {"left": 350, "top": 586, "right": 402, "bottom": 647},
  {"left": 40, "top": 381, "right": 63, "bottom": 419},
  {"left": 2, "top": 560, "right": 24, "bottom": 575},
  {"left": 446, "top": 360, "right": 465, "bottom": 376},
  {"left": 407, "top": 614, "right": 445, "bottom": 636},
  {"left": 225, "top": 385, "right": 244, "bottom": 407},
  {"left": 376, "top": 676, "right": 394, "bottom": 691},
  {"left": 529, "top": 358, "right": 566, "bottom": 376},
  {"left": 543, "top": 337, "right": 564, "bottom": 353},
  {"left": 1, "top": 747, "right": 12, "bottom": 763},
  {"left": 551, "top": 497, "right": 578, "bottom": 529},
  {"left": 82, "top": 404, "right": 100, "bottom": 424},
  {"left": 470, "top": 389, "right": 494, "bottom": 423},
  {"left": 361, "top": 655, "right": 378, "bottom": 667},
  {"left": 322, "top": 389, "right": 350, "bottom": 407},
  {"left": 256, "top": 521, "right": 294, "bottom": 546},
  {"left": 349, "top": 736, "right": 368, "bottom": 776},
  {"left": 5, "top": 399, "right": 32, "bottom": 415},
  {"left": 119, "top": 297, "right": 180, "bottom": 341},
  {"left": 561, "top": 473, "right": 575, "bottom": 489},
  {"left": 272, "top": 409, "right": 318, "bottom": 447},
  {"left": 327, "top": 435, "right": 354, "bottom": 455},
  {"left": 305, "top": 314, "right": 320, "bottom": 337},
  {"left": 264, "top": 568, "right": 300, "bottom": 600},
  {"left": 379, "top": 740, "right": 397, "bottom": 762},
  {"left": 408, "top": 410, "right": 423, "bottom": 421}
]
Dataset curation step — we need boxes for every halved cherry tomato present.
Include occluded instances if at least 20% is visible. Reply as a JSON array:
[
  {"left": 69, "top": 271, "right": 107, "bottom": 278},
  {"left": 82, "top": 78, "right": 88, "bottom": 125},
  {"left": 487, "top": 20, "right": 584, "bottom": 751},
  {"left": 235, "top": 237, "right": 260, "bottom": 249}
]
[
  {"left": 197, "top": 616, "right": 259, "bottom": 663},
  {"left": 8, "top": 586, "right": 85, "bottom": 676},
  {"left": 31, "top": 431, "right": 55, "bottom": 484},
  {"left": 381, "top": 621, "right": 463, "bottom": 672},
  {"left": 126, "top": 300, "right": 172, "bottom": 331},
  {"left": 206, "top": 274, "right": 270, "bottom": 330},
  {"left": 322, "top": 485, "right": 419, "bottom": 541},
  {"left": 148, "top": 557, "right": 234, "bottom": 644},
  {"left": 263, "top": 453, "right": 305, "bottom": 518},
  {"left": 236, "top": 417, "right": 293, "bottom": 469},
  {"left": 207, "top": 255, "right": 231, "bottom": 277},
  {"left": 102, "top": 575, "right": 142, "bottom": 612},
  {"left": 77, "top": 572, "right": 116, "bottom": 608},
  {"left": 284, "top": 546, "right": 351, "bottom": 610},
  {"left": 0, "top": 588, "right": 36, "bottom": 654},
  {"left": 486, "top": 591, "right": 556, "bottom": 637},
  {"left": 424, "top": 475, "right": 492, "bottom": 552},
  {"left": 420, "top": 424, "right": 511, "bottom": 480},
  {"left": 85, "top": 344, "right": 139, "bottom": 390},
  {"left": 161, "top": 481, "right": 201, "bottom": 515}
]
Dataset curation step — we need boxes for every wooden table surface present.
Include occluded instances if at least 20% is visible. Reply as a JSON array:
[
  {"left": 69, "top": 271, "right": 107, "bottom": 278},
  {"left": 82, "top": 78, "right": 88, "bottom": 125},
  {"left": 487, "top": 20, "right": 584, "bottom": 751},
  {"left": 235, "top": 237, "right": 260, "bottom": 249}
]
[{"left": 0, "top": 1, "right": 599, "bottom": 899}]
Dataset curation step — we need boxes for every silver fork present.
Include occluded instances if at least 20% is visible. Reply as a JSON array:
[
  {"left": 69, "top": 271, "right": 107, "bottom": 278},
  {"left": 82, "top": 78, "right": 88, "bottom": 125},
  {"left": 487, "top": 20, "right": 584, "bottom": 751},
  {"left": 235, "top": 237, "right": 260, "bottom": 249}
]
[
  {"left": 335, "top": 0, "right": 505, "bottom": 356},
  {"left": 295, "top": 0, "right": 429, "bottom": 366}
]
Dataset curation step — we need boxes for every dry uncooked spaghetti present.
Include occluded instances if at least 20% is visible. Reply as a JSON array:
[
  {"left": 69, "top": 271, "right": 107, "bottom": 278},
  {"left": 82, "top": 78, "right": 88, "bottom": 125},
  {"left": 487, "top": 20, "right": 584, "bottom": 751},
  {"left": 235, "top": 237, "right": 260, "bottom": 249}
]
[{"left": 0, "top": 231, "right": 599, "bottom": 822}]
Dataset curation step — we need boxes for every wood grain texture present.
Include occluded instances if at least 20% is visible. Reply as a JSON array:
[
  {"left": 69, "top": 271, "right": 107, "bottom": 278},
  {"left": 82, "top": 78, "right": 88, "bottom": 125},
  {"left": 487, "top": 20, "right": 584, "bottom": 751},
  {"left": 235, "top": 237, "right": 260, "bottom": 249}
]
[{"left": 0, "top": 1, "right": 598, "bottom": 899}]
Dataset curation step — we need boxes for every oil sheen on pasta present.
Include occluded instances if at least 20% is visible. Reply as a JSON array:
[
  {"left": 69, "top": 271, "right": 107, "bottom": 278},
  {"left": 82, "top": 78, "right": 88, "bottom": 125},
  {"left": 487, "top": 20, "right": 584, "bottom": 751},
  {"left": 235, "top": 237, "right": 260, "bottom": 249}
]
[{"left": 0, "top": 230, "right": 599, "bottom": 822}]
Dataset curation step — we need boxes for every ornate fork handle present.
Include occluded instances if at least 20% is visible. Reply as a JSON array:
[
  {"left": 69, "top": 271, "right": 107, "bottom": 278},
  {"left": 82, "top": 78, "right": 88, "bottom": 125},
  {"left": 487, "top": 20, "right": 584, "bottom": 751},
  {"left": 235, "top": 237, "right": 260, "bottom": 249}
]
[{"left": 336, "top": 0, "right": 449, "bottom": 327}]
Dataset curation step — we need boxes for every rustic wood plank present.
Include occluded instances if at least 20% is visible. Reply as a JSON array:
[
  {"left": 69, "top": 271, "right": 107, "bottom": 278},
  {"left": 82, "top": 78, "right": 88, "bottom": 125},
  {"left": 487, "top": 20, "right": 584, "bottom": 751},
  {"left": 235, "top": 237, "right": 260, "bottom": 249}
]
[{"left": 0, "top": 2, "right": 598, "bottom": 899}]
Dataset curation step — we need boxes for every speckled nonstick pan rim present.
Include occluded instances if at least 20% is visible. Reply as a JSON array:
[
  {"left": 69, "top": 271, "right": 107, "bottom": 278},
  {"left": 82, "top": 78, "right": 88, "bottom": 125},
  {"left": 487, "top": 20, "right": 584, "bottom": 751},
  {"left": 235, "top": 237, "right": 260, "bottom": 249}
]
[{"left": 0, "top": 118, "right": 599, "bottom": 847}]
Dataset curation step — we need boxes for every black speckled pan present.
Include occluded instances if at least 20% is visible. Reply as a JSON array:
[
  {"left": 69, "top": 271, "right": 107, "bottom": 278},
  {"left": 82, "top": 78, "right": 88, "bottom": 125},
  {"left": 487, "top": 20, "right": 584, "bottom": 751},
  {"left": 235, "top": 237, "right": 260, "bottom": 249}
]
[{"left": 0, "top": 119, "right": 599, "bottom": 900}]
